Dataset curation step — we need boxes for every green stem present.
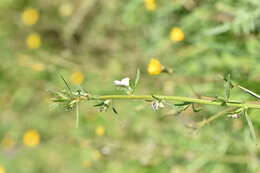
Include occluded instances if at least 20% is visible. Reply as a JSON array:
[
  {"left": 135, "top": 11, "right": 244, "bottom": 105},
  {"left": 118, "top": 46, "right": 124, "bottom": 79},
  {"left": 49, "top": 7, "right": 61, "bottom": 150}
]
[
  {"left": 75, "top": 102, "right": 79, "bottom": 128},
  {"left": 92, "top": 95, "right": 260, "bottom": 109},
  {"left": 196, "top": 108, "right": 236, "bottom": 128}
]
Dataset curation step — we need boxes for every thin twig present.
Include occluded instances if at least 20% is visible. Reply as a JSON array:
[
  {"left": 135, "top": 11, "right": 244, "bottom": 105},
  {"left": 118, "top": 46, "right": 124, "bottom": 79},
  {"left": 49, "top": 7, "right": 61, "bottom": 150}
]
[{"left": 196, "top": 107, "right": 236, "bottom": 128}]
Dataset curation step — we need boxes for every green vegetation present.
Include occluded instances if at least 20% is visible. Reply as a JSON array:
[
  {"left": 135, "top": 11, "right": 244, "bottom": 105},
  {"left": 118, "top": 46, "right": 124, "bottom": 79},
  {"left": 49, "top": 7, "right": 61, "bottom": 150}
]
[{"left": 1, "top": 0, "right": 260, "bottom": 173}]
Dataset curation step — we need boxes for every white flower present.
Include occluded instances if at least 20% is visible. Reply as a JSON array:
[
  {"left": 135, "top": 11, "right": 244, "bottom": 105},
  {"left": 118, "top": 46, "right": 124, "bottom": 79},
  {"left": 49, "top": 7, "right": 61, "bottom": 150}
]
[
  {"left": 114, "top": 77, "right": 130, "bottom": 87},
  {"left": 152, "top": 100, "right": 164, "bottom": 110},
  {"left": 227, "top": 113, "right": 241, "bottom": 119}
]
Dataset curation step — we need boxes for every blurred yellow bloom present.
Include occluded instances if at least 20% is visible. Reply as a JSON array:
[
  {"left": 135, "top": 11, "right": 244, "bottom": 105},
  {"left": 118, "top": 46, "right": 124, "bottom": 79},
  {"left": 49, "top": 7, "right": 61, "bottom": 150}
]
[
  {"left": 144, "top": 0, "right": 156, "bottom": 11},
  {"left": 95, "top": 126, "right": 105, "bottom": 136},
  {"left": 70, "top": 71, "right": 85, "bottom": 85},
  {"left": 23, "top": 129, "right": 40, "bottom": 147},
  {"left": 21, "top": 8, "right": 39, "bottom": 25},
  {"left": 92, "top": 150, "right": 101, "bottom": 161},
  {"left": 83, "top": 160, "right": 92, "bottom": 168},
  {"left": 31, "top": 63, "right": 45, "bottom": 71},
  {"left": 1, "top": 134, "right": 15, "bottom": 149},
  {"left": 59, "top": 3, "right": 74, "bottom": 17},
  {"left": 170, "top": 27, "right": 185, "bottom": 42},
  {"left": 0, "top": 166, "right": 6, "bottom": 173},
  {"left": 79, "top": 140, "right": 90, "bottom": 148},
  {"left": 26, "top": 33, "right": 42, "bottom": 49},
  {"left": 147, "top": 58, "right": 163, "bottom": 75}
]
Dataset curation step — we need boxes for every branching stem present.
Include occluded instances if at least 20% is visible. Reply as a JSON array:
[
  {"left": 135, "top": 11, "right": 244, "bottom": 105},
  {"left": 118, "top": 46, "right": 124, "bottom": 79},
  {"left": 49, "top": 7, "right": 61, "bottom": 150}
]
[{"left": 93, "top": 95, "right": 260, "bottom": 109}]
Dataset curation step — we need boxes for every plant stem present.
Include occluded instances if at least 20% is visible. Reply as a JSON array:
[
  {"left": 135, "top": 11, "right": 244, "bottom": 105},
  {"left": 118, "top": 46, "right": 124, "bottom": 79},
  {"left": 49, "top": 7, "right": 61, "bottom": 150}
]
[
  {"left": 196, "top": 108, "right": 236, "bottom": 128},
  {"left": 75, "top": 102, "right": 79, "bottom": 128},
  {"left": 93, "top": 95, "right": 260, "bottom": 109}
]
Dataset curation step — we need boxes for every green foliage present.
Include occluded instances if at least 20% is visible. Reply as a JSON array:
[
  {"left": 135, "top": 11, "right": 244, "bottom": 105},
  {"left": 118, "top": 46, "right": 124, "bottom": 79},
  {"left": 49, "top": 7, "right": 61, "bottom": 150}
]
[{"left": 1, "top": 0, "right": 260, "bottom": 173}]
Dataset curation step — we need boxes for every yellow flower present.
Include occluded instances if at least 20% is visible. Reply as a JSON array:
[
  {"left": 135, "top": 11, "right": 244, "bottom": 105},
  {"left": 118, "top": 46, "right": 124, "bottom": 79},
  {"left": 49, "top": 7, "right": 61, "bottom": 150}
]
[
  {"left": 95, "top": 126, "right": 105, "bottom": 136},
  {"left": 1, "top": 134, "right": 15, "bottom": 149},
  {"left": 21, "top": 8, "right": 39, "bottom": 25},
  {"left": 79, "top": 140, "right": 90, "bottom": 148},
  {"left": 144, "top": 0, "right": 156, "bottom": 11},
  {"left": 147, "top": 58, "right": 163, "bottom": 75},
  {"left": 170, "top": 27, "right": 185, "bottom": 42},
  {"left": 92, "top": 150, "right": 101, "bottom": 161},
  {"left": 23, "top": 129, "right": 40, "bottom": 147},
  {"left": 26, "top": 33, "right": 42, "bottom": 49},
  {"left": 83, "top": 160, "right": 92, "bottom": 168},
  {"left": 0, "top": 166, "right": 6, "bottom": 173},
  {"left": 31, "top": 63, "right": 45, "bottom": 71},
  {"left": 70, "top": 71, "right": 85, "bottom": 85},
  {"left": 59, "top": 3, "right": 74, "bottom": 17}
]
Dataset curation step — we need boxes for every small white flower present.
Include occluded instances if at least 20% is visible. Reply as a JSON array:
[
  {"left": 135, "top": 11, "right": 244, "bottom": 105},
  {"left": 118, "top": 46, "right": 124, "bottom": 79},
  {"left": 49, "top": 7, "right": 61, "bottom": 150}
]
[
  {"left": 104, "top": 100, "right": 111, "bottom": 105},
  {"left": 152, "top": 100, "right": 164, "bottom": 110},
  {"left": 114, "top": 77, "right": 130, "bottom": 87},
  {"left": 99, "top": 100, "right": 111, "bottom": 112},
  {"left": 227, "top": 113, "right": 241, "bottom": 119}
]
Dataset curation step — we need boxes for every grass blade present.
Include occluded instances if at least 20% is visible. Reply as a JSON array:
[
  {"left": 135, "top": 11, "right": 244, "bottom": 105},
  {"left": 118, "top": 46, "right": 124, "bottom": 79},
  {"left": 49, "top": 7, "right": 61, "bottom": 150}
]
[{"left": 244, "top": 109, "right": 256, "bottom": 143}]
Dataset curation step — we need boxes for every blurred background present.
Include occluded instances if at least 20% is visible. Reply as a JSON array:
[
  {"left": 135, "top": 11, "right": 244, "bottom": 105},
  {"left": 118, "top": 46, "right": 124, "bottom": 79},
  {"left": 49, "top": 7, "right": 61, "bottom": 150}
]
[{"left": 1, "top": 0, "right": 260, "bottom": 172}]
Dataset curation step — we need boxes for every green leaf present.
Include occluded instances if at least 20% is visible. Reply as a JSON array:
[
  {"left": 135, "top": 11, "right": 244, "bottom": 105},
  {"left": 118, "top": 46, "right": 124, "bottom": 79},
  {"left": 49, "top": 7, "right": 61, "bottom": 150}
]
[
  {"left": 61, "top": 76, "right": 72, "bottom": 96},
  {"left": 238, "top": 85, "right": 260, "bottom": 100},
  {"left": 112, "top": 107, "right": 119, "bottom": 115},
  {"left": 52, "top": 98, "right": 69, "bottom": 102},
  {"left": 134, "top": 69, "right": 140, "bottom": 87},
  {"left": 222, "top": 75, "right": 260, "bottom": 100},
  {"left": 132, "top": 69, "right": 140, "bottom": 93},
  {"left": 94, "top": 102, "right": 105, "bottom": 107},
  {"left": 176, "top": 105, "right": 190, "bottom": 115},
  {"left": 151, "top": 94, "right": 161, "bottom": 101},
  {"left": 192, "top": 104, "right": 202, "bottom": 112},
  {"left": 174, "top": 102, "right": 191, "bottom": 106},
  {"left": 244, "top": 109, "right": 256, "bottom": 143},
  {"left": 224, "top": 74, "right": 231, "bottom": 101},
  {"left": 75, "top": 102, "right": 79, "bottom": 128}
]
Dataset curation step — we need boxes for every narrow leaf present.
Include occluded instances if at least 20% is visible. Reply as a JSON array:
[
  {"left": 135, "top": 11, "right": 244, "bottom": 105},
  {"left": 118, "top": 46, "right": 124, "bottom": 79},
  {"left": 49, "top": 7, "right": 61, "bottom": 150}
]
[
  {"left": 94, "top": 102, "right": 105, "bottom": 107},
  {"left": 132, "top": 69, "right": 140, "bottom": 93},
  {"left": 174, "top": 102, "right": 191, "bottom": 106},
  {"left": 222, "top": 75, "right": 260, "bottom": 100},
  {"left": 192, "top": 104, "right": 202, "bottom": 112},
  {"left": 134, "top": 69, "right": 140, "bottom": 88},
  {"left": 238, "top": 85, "right": 260, "bottom": 100},
  {"left": 244, "top": 109, "right": 256, "bottom": 143},
  {"left": 75, "top": 102, "right": 79, "bottom": 128},
  {"left": 52, "top": 98, "right": 69, "bottom": 102},
  {"left": 225, "top": 74, "right": 231, "bottom": 101},
  {"left": 61, "top": 76, "right": 72, "bottom": 96},
  {"left": 112, "top": 107, "right": 119, "bottom": 115},
  {"left": 176, "top": 105, "right": 190, "bottom": 114},
  {"left": 151, "top": 95, "right": 161, "bottom": 101}
]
